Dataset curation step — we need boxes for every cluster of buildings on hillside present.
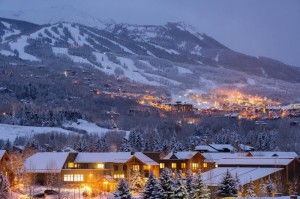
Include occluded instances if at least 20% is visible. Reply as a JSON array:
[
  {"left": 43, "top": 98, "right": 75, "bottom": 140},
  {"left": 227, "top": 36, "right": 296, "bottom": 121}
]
[{"left": 0, "top": 144, "right": 299, "bottom": 196}]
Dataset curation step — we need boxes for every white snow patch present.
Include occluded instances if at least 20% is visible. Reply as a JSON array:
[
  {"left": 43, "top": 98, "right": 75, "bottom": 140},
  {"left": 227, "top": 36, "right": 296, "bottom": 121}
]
[
  {"left": 62, "top": 119, "right": 118, "bottom": 136},
  {"left": 0, "top": 123, "right": 74, "bottom": 141},
  {"left": 261, "top": 67, "right": 268, "bottom": 77},
  {"left": 247, "top": 78, "right": 256, "bottom": 85},
  {"left": 177, "top": 66, "right": 193, "bottom": 74},
  {"left": 214, "top": 54, "right": 219, "bottom": 62},
  {"left": 1, "top": 21, "right": 11, "bottom": 28},
  {"left": 191, "top": 45, "right": 202, "bottom": 55},
  {"left": 9, "top": 36, "right": 40, "bottom": 61},
  {"left": 150, "top": 43, "right": 180, "bottom": 55},
  {"left": 0, "top": 50, "right": 14, "bottom": 56}
]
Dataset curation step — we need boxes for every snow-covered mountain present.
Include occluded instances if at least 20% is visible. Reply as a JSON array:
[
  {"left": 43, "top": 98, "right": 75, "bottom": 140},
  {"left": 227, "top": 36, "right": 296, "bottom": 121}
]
[{"left": 1, "top": 17, "right": 300, "bottom": 100}]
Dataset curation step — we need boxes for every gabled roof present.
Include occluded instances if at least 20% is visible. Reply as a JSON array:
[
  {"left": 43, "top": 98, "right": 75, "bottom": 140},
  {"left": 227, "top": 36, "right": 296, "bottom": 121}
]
[
  {"left": 74, "top": 152, "right": 158, "bottom": 165},
  {"left": 0, "top": 150, "right": 7, "bottom": 160},
  {"left": 216, "top": 157, "right": 294, "bottom": 166},
  {"left": 202, "top": 167, "right": 283, "bottom": 186},
  {"left": 238, "top": 144, "right": 254, "bottom": 151},
  {"left": 202, "top": 152, "right": 248, "bottom": 163},
  {"left": 194, "top": 145, "right": 217, "bottom": 152},
  {"left": 23, "top": 152, "right": 70, "bottom": 173},
  {"left": 163, "top": 151, "right": 199, "bottom": 160},
  {"left": 249, "top": 151, "right": 298, "bottom": 158},
  {"left": 208, "top": 144, "right": 236, "bottom": 152}
]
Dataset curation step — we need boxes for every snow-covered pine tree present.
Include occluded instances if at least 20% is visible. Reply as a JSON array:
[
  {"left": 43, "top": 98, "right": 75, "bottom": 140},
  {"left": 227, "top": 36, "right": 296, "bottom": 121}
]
[
  {"left": 217, "top": 169, "right": 238, "bottom": 197},
  {"left": 97, "top": 136, "right": 109, "bottom": 152},
  {"left": 143, "top": 171, "right": 163, "bottom": 199},
  {"left": 266, "top": 176, "right": 276, "bottom": 197},
  {"left": 172, "top": 170, "right": 188, "bottom": 199},
  {"left": 190, "top": 170, "right": 210, "bottom": 199},
  {"left": 246, "top": 178, "right": 256, "bottom": 197},
  {"left": 258, "top": 178, "right": 267, "bottom": 197},
  {"left": 129, "top": 170, "right": 144, "bottom": 192},
  {"left": 134, "top": 133, "right": 144, "bottom": 152},
  {"left": 235, "top": 172, "right": 243, "bottom": 196},
  {"left": 153, "top": 130, "right": 162, "bottom": 152},
  {"left": 158, "top": 168, "right": 174, "bottom": 199},
  {"left": 169, "top": 134, "right": 178, "bottom": 152},
  {"left": 128, "top": 130, "right": 137, "bottom": 150},
  {"left": 186, "top": 170, "right": 193, "bottom": 197},
  {"left": 76, "top": 138, "right": 87, "bottom": 152},
  {"left": 0, "top": 171, "right": 10, "bottom": 199},
  {"left": 119, "top": 138, "right": 131, "bottom": 152},
  {"left": 114, "top": 179, "right": 132, "bottom": 199},
  {"left": 4, "top": 139, "right": 11, "bottom": 152}
]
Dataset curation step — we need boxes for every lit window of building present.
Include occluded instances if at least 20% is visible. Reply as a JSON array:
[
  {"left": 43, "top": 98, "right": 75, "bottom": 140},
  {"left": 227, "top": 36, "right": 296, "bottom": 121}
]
[
  {"left": 74, "top": 174, "right": 84, "bottom": 181},
  {"left": 203, "top": 163, "right": 208, "bottom": 168},
  {"left": 181, "top": 163, "right": 186, "bottom": 169},
  {"left": 160, "top": 163, "right": 165, "bottom": 169},
  {"left": 132, "top": 165, "right": 140, "bottom": 171},
  {"left": 114, "top": 174, "right": 125, "bottom": 178},
  {"left": 171, "top": 163, "right": 177, "bottom": 169},
  {"left": 143, "top": 165, "right": 151, "bottom": 170},
  {"left": 67, "top": 162, "right": 74, "bottom": 168},
  {"left": 97, "top": 163, "right": 104, "bottom": 169},
  {"left": 64, "top": 174, "right": 73, "bottom": 182},
  {"left": 192, "top": 163, "right": 199, "bottom": 170}
]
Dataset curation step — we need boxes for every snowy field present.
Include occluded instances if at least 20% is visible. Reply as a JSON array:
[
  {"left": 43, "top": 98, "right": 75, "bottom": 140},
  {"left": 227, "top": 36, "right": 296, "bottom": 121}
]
[{"left": 0, "top": 119, "right": 128, "bottom": 141}]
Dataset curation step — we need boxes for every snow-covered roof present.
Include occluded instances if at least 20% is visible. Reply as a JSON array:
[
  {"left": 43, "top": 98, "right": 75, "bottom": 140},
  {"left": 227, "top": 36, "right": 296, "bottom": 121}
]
[
  {"left": 208, "top": 144, "right": 236, "bottom": 152},
  {"left": 0, "top": 150, "right": 7, "bottom": 160},
  {"left": 74, "top": 152, "right": 158, "bottom": 165},
  {"left": 163, "top": 151, "right": 199, "bottom": 160},
  {"left": 202, "top": 152, "right": 248, "bottom": 163},
  {"left": 238, "top": 144, "right": 254, "bottom": 151},
  {"left": 194, "top": 145, "right": 217, "bottom": 152},
  {"left": 202, "top": 167, "right": 283, "bottom": 186},
  {"left": 249, "top": 151, "right": 298, "bottom": 158},
  {"left": 23, "top": 152, "right": 70, "bottom": 173},
  {"left": 216, "top": 158, "right": 294, "bottom": 166}
]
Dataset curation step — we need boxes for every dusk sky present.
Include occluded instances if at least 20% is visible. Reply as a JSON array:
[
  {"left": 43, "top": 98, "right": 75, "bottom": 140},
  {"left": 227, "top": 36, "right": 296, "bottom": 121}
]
[{"left": 1, "top": 0, "right": 299, "bottom": 66}]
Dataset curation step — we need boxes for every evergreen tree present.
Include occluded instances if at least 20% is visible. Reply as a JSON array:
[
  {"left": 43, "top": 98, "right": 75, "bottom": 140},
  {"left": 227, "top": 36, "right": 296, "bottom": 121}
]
[
  {"left": 153, "top": 130, "right": 162, "bottom": 152},
  {"left": 258, "top": 179, "right": 267, "bottom": 197},
  {"left": 119, "top": 138, "right": 131, "bottom": 152},
  {"left": 0, "top": 171, "right": 10, "bottom": 199},
  {"left": 190, "top": 170, "right": 210, "bottom": 199},
  {"left": 172, "top": 170, "right": 188, "bottom": 199},
  {"left": 235, "top": 172, "right": 243, "bottom": 196},
  {"left": 266, "top": 176, "right": 276, "bottom": 197},
  {"left": 134, "top": 133, "right": 144, "bottom": 151},
  {"left": 97, "top": 136, "right": 109, "bottom": 152},
  {"left": 246, "top": 178, "right": 256, "bottom": 197},
  {"left": 128, "top": 130, "right": 137, "bottom": 150},
  {"left": 129, "top": 170, "right": 144, "bottom": 192},
  {"left": 186, "top": 170, "right": 193, "bottom": 197},
  {"left": 76, "top": 138, "right": 87, "bottom": 152},
  {"left": 217, "top": 169, "right": 238, "bottom": 197},
  {"left": 114, "top": 179, "right": 132, "bottom": 199},
  {"left": 143, "top": 171, "right": 163, "bottom": 199},
  {"left": 170, "top": 134, "right": 178, "bottom": 152},
  {"left": 158, "top": 168, "right": 174, "bottom": 199}
]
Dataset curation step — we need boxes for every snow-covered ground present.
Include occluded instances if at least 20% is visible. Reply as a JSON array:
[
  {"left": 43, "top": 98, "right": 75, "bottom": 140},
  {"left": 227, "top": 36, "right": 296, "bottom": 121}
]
[
  {"left": 0, "top": 119, "right": 128, "bottom": 141},
  {"left": 0, "top": 123, "right": 73, "bottom": 141}
]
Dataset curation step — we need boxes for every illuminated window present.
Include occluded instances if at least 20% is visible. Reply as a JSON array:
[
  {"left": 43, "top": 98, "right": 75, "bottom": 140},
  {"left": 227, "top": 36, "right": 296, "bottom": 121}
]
[
  {"left": 160, "top": 163, "right": 165, "bottom": 169},
  {"left": 215, "top": 164, "right": 218, "bottom": 168},
  {"left": 74, "top": 174, "right": 84, "bottom": 181},
  {"left": 181, "top": 163, "right": 186, "bottom": 169},
  {"left": 171, "top": 163, "right": 177, "bottom": 169},
  {"left": 68, "top": 162, "right": 74, "bottom": 168},
  {"left": 191, "top": 163, "right": 199, "bottom": 170},
  {"left": 132, "top": 165, "right": 140, "bottom": 171},
  {"left": 203, "top": 163, "right": 208, "bottom": 168},
  {"left": 64, "top": 174, "right": 73, "bottom": 182},
  {"left": 114, "top": 174, "right": 125, "bottom": 178},
  {"left": 64, "top": 174, "right": 83, "bottom": 182},
  {"left": 143, "top": 165, "right": 151, "bottom": 170},
  {"left": 97, "top": 163, "right": 104, "bottom": 169},
  {"left": 74, "top": 164, "right": 79, "bottom": 168}
]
